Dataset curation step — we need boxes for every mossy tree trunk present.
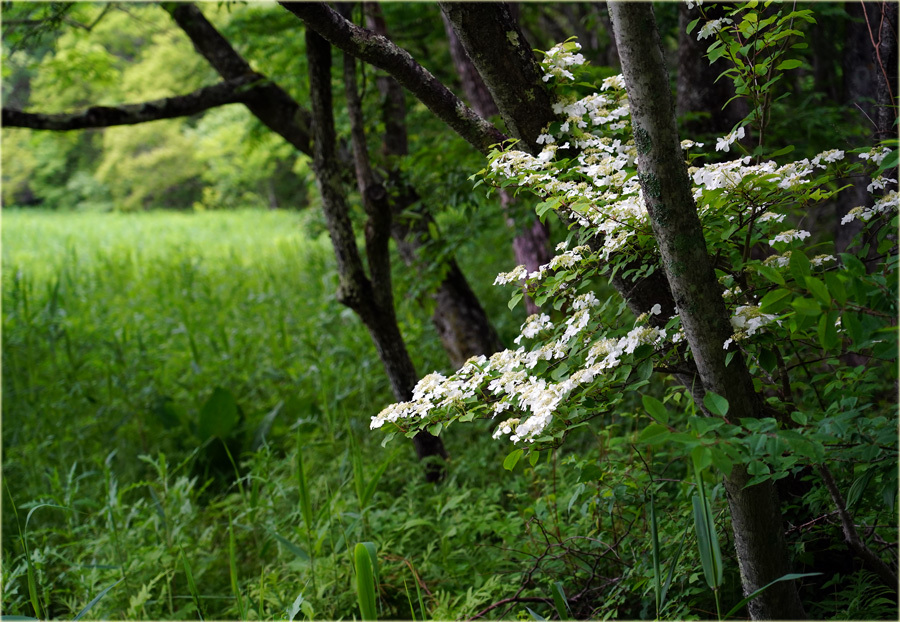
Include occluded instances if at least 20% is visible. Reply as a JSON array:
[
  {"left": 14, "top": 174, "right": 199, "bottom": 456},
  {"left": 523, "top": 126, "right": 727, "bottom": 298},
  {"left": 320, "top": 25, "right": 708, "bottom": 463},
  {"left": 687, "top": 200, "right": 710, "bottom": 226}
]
[{"left": 608, "top": 3, "right": 807, "bottom": 618}]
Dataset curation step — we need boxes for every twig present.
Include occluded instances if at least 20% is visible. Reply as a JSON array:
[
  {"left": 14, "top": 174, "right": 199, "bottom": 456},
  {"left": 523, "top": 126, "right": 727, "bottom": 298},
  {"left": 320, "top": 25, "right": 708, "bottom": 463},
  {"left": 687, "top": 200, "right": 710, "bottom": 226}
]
[
  {"left": 468, "top": 596, "right": 552, "bottom": 620},
  {"left": 818, "top": 464, "right": 899, "bottom": 593}
]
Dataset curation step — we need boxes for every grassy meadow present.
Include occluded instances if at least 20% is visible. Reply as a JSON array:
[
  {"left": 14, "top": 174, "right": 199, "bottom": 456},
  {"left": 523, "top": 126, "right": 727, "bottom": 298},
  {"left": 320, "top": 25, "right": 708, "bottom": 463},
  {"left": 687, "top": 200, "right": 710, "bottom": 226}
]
[{"left": 2, "top": 208, "right": 628, "bottom": 620}]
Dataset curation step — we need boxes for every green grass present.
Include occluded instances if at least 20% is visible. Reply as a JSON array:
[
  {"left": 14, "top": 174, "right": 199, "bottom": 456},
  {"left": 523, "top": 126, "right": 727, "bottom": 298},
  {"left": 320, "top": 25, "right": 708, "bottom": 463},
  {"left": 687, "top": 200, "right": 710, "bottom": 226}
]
[{"left": 2, "top": 207, "right": 625, "bottom": 620}]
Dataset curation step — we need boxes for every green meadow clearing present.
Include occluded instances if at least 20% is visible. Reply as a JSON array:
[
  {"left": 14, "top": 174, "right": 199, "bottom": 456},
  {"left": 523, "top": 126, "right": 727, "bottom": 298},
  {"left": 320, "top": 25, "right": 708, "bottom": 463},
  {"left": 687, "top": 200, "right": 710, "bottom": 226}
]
[{"left": 3, "top": 208, "right": 621, "bottom": 620}]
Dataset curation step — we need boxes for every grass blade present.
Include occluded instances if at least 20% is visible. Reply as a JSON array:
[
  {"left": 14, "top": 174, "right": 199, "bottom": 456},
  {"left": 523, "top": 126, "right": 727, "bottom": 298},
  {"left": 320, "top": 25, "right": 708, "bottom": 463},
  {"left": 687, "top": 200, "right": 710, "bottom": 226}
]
[
  {"left": 73, "top": 578, "right": 123, "bottom": 620},
  {"left": 354, "top": 542, "right": 377, "bottom": 620},
  {"left": 550, "top": 581, "right": 569, "bottom": 620},
  {"left": 228, "top": 517, "right": 246, "bottom": 620},
  {"left": 649, "top": 490, "right": 662, "bottom": 617},
  {"left": 180, "top": 546, "right": 204, "bottom": 621},
  {"left": 296, "top": 431, "right": 315, "bottom": 530},
  {"left": 723, "top": 572, "right": 822, "bottom": 619}
]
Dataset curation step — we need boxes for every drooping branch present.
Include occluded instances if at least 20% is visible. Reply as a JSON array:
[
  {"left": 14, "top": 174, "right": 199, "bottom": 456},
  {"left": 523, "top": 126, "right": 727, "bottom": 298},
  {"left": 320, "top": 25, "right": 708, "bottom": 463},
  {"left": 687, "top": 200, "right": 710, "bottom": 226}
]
[
  {"left": 2, "top": 75, "right": 260, "bottom": 131},
  {"left": 163, "top": 2, "right": 312, "bottom": 155},
  {"left": 278, "top": 1, "right": 507, "bottom": 155}
]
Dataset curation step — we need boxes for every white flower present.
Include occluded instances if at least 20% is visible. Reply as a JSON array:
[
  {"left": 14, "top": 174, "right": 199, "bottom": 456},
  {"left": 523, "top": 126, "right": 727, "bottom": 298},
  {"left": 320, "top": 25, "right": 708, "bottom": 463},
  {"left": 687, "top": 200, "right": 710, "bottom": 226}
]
[
  {"left": 867, "top": 176, "right": 897, "bottom": 193},
  {"left": 650, "top": 303, "right": 662, "bottom": 316},
  {"left": 810, "top": 254, "right": 836, "bottom": 267},
  {"left": 715, "top": 126, "right": 745, "bottom": 152},
  {"left": 769, "top": 229, "right": 811, "bottom": 246},
  {"left": 698, "top": 18, "right": 733, "bottom": 40},
  {"left": 494, "top": 265, "right": 528, "bottom": 285}
]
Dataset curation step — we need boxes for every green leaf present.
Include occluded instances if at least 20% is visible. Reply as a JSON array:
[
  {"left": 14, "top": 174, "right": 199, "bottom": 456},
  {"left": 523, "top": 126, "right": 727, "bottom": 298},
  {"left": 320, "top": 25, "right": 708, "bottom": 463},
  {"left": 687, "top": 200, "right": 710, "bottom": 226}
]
[
  {"left": 817, "top": 311, "right": 840, "bottom": 351},
  {"left": 789, "top": 251, "right": 811, "bottom": 281},
  {"left": 758, "top": 288, "right": 792, "bottom": 313},
  {"left": 354, "top": 543, "right": 378, "bottom": 621},
  {"left": 508, "top": 292, "right": 523, "bottom": 310},
  {"left": 775, "top": 59, "right": 803, "bottom": 70},
  {"left": 691, "top": 494, "right": 723, "bottom": 590},
  {"left": 703, "top": 391, "right": 729, "bottom": 417},
  {"left": 691, "top": 445, "right": 712, "bottom": 471},
  {"left": 709, "top": 448, "right": 733, "bottom": 477},
  {"left": 804, "top": 276, "right": 831, "bottom": 306},
  {"left": 181, "top": 547, "right": 205, "bottom": 620},
  {"left": 642, "top": 394, "right": 669, "bottom": 425},
  {"left": 791, "top": 297, "right": 821, "bottom": 316},
  {"left": 639, "top": 423, "right": 670, "bottom": 445},
  {"left": 503, "top": 448, "right": 524, "bottom": 471},
  {"left": 198, "top": 387, "right": 239, "bottom": 440},
  {"left": 839, "top": 253, "right": 866, "bottom": 276},
  {"left": 823, "top": 272, "right": 847, "bottom": 305},
  {"left": 550, "top": 582, "right": 569, "bottom": 621},
  {"left": 686, "top": 17, "right": 701, "bottom": 34},
  {"left": 756, "top": 264, "right": 785, "bottom": 285},
  {"left": 73, "top": 578, "right": 124, "bottom": 621}
]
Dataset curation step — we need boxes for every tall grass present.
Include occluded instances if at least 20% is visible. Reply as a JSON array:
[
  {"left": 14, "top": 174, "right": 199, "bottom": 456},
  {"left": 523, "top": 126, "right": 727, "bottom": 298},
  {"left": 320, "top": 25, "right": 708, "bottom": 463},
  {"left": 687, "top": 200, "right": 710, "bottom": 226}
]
[{"left": 1, "top": 208, "right": 692, "bottom": 620}]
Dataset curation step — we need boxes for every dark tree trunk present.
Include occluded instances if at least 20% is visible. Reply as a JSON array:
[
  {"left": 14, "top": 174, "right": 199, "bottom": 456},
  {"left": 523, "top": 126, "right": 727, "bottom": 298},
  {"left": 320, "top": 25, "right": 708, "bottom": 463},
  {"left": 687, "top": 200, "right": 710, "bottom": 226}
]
[
  {"left": 676, "top": 2, "right": 746, "bottom": 136},
  {"left": 364, "top": 3, "right": 505, "bottom": 367},
  {"left": 608, "top": 4, "right": 806, "bottom": 619},
  {"left": 874, "top": 2, "right": 898, "bottom": 144},
  {"left": 439, "top": 11, "right": 498, "bottom": 119},
  {"left": 437, "top": 2, "right": 555, "bottom": 150},
  {"left": 306, "top": 27, "right": 447, "bottom": 480}
]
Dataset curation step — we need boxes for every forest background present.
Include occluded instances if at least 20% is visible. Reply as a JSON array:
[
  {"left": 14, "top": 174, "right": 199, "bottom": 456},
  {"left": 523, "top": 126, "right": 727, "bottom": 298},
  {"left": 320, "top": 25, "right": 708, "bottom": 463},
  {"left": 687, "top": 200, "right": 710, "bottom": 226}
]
[{"left": 1, "top": 1, "right": 897, "bottom": 620}]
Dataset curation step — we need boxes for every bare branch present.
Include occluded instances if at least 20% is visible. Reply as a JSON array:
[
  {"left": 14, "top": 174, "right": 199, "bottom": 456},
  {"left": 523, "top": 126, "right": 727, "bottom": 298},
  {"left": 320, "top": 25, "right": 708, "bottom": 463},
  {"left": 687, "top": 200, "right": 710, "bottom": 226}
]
[{"left": 2, "top": 75, "right": 261, "bottom": 131}]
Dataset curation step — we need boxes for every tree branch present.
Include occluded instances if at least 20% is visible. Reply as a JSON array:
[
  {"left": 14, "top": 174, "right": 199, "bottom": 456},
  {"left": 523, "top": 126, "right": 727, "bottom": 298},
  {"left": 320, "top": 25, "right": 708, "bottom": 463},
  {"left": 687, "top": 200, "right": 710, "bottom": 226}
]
[
  {"left": 278, "top": 1, "right": 507, "bottom": 155},
  {"left": 163, "top": 2, "right": 312, "bottom": 156},
  {"left": 818, "top": 464, "right": 899, "bottom": 593},
  {"left": 2, "top": 75, "right": 260, "bottom": 131}
]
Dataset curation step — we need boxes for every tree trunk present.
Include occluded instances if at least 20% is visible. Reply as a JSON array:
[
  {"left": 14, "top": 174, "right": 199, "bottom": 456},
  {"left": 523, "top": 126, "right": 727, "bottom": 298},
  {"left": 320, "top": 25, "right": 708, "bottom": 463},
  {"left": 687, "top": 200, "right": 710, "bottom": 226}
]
[
  {"left": 364, "top": 3, "right": 505, "bottom": 367},
  {"left": 873, "top": 2, "right": 899, "bottom": 144},
  {"left": 439, "top": 11, "right": 498, "bottom": 119},
  {"left": 306, "top": 27, "right": 447, "bottom": 480},
  {"left": 608, "top": 4, "right": 807, "bottom": 618}
]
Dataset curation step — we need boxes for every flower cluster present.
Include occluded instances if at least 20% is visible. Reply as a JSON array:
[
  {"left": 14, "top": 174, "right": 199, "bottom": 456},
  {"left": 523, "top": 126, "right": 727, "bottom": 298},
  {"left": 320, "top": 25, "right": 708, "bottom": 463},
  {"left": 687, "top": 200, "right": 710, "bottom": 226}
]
[
  {"left": 540, "top": 41, "right": 586, "bottom": 82},
  {"left": 372, "top": 36, "right": 897, "bottom": 449},
  {"left": 841, "top": 190, "right": 899, "bottom": 225}
]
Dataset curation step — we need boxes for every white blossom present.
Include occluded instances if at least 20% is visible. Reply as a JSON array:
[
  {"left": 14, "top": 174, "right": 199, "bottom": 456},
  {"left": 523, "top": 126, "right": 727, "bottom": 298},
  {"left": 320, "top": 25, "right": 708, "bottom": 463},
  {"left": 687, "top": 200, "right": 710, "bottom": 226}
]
[
  {"left": 715, "top": 126, "right": 745, "bottom": 152},
  {"left": 698, "top": 18, "right": 733, "bottom": 40},
  {"left": 769, "top": 229, "right": 811, "bottom": 246}
]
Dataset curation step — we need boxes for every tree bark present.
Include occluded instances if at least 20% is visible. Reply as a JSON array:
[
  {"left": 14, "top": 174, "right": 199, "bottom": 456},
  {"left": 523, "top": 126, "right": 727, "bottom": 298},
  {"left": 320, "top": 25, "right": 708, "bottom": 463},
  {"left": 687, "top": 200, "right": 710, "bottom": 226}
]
[
  {"left": 437, "top": 2, "right": 555, "bottom": 153},
  {"left": 439, "top": 11, "right": 499, "bottom": 119},
  {"left": 438, "top": 2, "right": 553, "bottom": 313},
  {"left": 281, "top": 2, "right": 506, "bottom": 156},
  {"left": 306, "top": 27, "right": 447, "bottom": 480},
  {"left": 873, "top": 2, "right": 898, "bottom": 144},
  {"left": 608, "top": 4, "right": 807, "bottom": 619},
  {"left": 2, "top": 76, "right": 259, "bottom": 131}
]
